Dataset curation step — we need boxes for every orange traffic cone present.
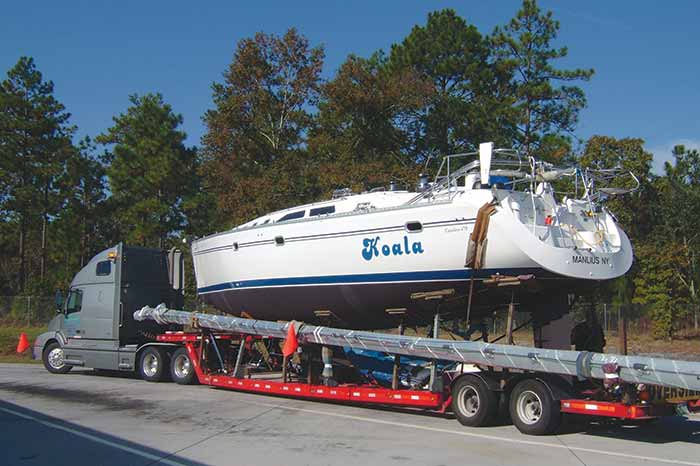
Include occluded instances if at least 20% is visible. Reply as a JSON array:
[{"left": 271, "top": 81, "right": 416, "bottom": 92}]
[
  {"left": 16, "top": 333, "right": 30, "bottom": 353},
  {"left": 282, "top": 322, "right": 298, "bottom": 357}
]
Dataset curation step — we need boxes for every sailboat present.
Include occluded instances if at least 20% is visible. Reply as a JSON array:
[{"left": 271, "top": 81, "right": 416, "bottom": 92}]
[{"left": 192, "top": 143, "right": 636, "bottom": 329}]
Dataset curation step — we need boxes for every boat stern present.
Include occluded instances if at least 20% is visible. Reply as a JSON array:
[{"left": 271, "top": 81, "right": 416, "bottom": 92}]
[{"left": 495, "top": 192, "right": 633, "bottom": 280}]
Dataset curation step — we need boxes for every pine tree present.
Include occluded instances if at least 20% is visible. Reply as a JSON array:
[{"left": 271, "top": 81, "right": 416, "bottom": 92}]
[
  {"left": 51, "top": 137, "right": 111, "bottom": 282},
  {"left": 0, "top": 56, "right": 75, "bottom": 292},
  {"left": 97, "top": 93, "right": 197, "bottom": 248},
  {"left": 389, "top": 9, "right": 510, "bottom": 159},
  {"left": 656, "top": 145, "right": 700, "bottom": 331},
  {"left": 492, "top": 0, "right": 594, "bottom": 160}
]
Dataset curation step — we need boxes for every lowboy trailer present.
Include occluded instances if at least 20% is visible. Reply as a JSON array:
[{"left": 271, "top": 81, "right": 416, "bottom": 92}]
[{"left": 34, "top": 244, "right": 700, "bottom": 436}]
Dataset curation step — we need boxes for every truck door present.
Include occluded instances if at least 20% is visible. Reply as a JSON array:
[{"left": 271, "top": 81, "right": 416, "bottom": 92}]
[
  {"left": 62, "top": 258, "right": 120, "bottom": 369},
  {"left": 62, "top": 288, "right": 83, "bottom": 338}
]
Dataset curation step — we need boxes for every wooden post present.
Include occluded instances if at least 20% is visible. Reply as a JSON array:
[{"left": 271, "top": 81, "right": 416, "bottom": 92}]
[
  {"left": 603, "top": 303, "right": 608, "bottom": 332},
  {"left": 618, "top": 307, "right": 628, "bottom": 355},
  {"left": 391, "top": 323, "right": 404, "bottom": 390}
]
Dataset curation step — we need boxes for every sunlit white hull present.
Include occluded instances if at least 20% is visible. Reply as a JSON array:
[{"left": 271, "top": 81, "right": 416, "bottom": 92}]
[{"left": 192, "top": 187, "right": 633, "bottom": 329}]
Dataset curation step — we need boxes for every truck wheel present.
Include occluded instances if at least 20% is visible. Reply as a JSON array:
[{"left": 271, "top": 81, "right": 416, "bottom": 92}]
[
  {"left": 170, "top": 348, "right": 197, "bottom": 385},
  {"left": 451, "top": 374, "right": 498, "bottom": 427},
  {"left": 43, "top": 342, "right": 72, "bottom": 374},
  {"left": 509, "top": 379, "right": 561, "bottom": 435},
  {"left": 139, "top": 347, "right": 169, "bottom": 382}
]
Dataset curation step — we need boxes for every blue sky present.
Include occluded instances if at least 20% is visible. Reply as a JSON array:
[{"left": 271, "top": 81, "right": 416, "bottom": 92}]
[{"left": 3, "top": 1, "right": 699, "bottom": 173}]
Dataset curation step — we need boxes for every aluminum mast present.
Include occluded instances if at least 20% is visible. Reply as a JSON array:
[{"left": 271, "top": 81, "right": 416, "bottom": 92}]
[{"left": 134, "top": 304, "right": 700, "bottom": 391}]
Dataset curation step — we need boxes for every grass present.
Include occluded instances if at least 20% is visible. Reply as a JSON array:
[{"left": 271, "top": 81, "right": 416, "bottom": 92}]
[
  {"left": 624, "top": 329, "right": 700, "bottom": 360},
  {"left": 0, "top": 324, "right": 47, "bottom": 364}
]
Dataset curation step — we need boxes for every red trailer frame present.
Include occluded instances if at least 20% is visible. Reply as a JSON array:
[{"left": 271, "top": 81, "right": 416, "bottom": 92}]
[
  {"left": 157, "top": 331, "right": 697, "bottom": 423},
  {"left": 159, "top": 332, "right": 448, "bottom": 410}
]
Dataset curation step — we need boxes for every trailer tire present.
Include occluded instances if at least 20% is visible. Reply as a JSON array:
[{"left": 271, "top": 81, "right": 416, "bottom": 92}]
[
  {"left": 43, "top": 342, "right": 72, "bottom": 374},
  {"left": 139, "top": 347, "right": 169, "bottom": 382},
  {"left": 170, "top": 348, "right": 197, "bottom": 385},
  {"left": 452, "top": 375, "right": 498, "bottom": 427},
  {"left": 509, "top": 379, "right": 561, "bottom": 435}
]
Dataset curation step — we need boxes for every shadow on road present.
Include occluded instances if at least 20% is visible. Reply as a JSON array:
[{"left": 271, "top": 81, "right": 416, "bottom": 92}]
[
  {"left": 0, "top": 399, "right": 209, "bottom": 466},
  {"left": 558, "top": 414, "right": 700, "bottom": 444}
]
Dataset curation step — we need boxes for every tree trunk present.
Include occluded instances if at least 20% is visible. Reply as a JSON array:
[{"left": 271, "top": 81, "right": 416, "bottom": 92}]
[
  {"left": 80, "top": 213, "right": 87, "bottom": 267},
  {"left": 18, "top": 215, "right": 26, "bottom": 292},
  {"left": 524, "top": 104, "right": 531, "bottom": 156},
  {"left": 41, "top": 209, "right": 47, "bottom": 279}
]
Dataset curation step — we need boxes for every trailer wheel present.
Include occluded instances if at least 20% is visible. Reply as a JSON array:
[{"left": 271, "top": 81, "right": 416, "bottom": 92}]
[
  {"left": 170, "top": 348, "right": 197, "bottom": 385},
  {"left": 43, "top": 342, "right": 72, "bottom": 374},
  {"left": 139, "top": 347, "right": 169, "bottom": 382},
  {"left": 452, "top": 375, "right": 498, "bottom": 427},
  {"left": 509, "top": 379, "right": 561, "bottom": 435}
]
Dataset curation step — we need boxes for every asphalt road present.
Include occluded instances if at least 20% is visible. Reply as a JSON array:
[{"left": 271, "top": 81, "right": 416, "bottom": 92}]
[{"left": 1, "top": 364, "right": 700, "bottom": 466}]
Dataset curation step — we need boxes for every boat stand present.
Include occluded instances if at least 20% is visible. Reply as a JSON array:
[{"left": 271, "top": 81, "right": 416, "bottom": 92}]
[{"left": 410, "top": 288, "right": 454, "bottom": 393}]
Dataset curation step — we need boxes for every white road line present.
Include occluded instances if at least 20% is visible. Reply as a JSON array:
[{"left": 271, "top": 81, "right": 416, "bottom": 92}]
[
  {"left": 0, "top": 406, "right": 189, "bottom": 466},
  {"left": 239, "top": 398, "right": 700, "bottom": 466}
]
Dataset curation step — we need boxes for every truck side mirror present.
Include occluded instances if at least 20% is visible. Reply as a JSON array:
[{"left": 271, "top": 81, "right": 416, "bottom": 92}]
[{"left": 55, "top": 290, "right": 64, "bottom": 312}]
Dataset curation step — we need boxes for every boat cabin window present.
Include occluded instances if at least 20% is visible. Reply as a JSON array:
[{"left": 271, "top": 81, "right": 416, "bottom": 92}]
[
  {"left": 309, "top": 205, "right": 335, "bottom": 217},
  {"left": 278, "top": 210, "right": 305, "bottom": 222}
]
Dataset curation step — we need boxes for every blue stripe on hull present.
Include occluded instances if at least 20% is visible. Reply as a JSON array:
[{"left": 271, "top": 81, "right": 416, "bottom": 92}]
[{"left": 197, "top": 267, "right": 547, "bottom": 294}]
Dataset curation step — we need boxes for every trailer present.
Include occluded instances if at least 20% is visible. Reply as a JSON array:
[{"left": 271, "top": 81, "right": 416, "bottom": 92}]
[
  {"left": 126, "top": 305, "right": 700, "bottom": 436},
  {"left": 33, "top": 244, "right": 700, "bottom": 436}
]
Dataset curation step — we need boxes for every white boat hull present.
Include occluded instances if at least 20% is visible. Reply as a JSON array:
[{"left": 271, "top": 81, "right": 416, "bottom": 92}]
[{"left": 192, "top": 189, "right": 633, "bottom": 328}]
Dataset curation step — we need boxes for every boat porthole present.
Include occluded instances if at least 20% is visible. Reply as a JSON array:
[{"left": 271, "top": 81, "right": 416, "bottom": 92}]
[
  {"left": 275, "top": 236, "right": 285, "bottom": 246},
  {"left": 233, "top": 242, "right": 239, "bottom": 251},
  {"left": 405, "top": 221, "right": 423, "bottom": 233}
]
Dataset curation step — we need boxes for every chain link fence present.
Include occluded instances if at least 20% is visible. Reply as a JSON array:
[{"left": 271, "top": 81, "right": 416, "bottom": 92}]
[
  {"left": 0, "top": 296, "right": 56, "bottom": 326},
  {"left": 0, "top": 295, "right": 214, "bottom": 327},
  {"left": 570, "top": 302, "right": 699, "bottom": 336}
]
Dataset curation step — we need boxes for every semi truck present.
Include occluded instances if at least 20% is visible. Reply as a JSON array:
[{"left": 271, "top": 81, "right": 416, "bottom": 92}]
[
  {"left": 33, "top": 244, "right": 700, "bottom": 436},
  {"left": 34, "top": 244, "right": 185, "bottom": 376}
]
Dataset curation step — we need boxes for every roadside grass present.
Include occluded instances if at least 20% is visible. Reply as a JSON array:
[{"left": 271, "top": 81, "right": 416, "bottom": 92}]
[
  {"left": 625, "top": 330, "right": 700, "bottom": 360},
  {"left": 0, "top": 324, "right": 47, "bottom": 363}
]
